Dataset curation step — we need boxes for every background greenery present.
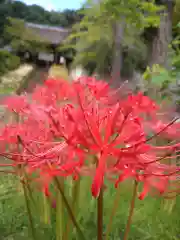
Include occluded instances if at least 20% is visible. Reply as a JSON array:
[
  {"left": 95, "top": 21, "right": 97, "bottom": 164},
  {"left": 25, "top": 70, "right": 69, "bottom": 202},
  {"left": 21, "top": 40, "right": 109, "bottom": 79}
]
[
  {"left": 0, "top": 175, "right": 179, "bottom": 240},
  {"left": 0, "top": 50, "right": 20, "bottom": 76}
]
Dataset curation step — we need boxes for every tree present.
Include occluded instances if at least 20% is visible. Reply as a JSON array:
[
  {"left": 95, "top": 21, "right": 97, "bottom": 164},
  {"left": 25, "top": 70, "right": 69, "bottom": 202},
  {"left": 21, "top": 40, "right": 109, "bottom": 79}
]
[
  {"left": 0, "top": 0, "right": 82, "bottom": 29},
  {"left": 8, "top": 1, "right": 29, "bottom": 19},
  {"left": 4, "top": 17, "right": 48, "bottom": 54},
  {"left": 0, "top": 0, "right": 11, "bottom": 44},
  {"left": 103, "top": 0, "right": 163, "bottom": 82},
  {"left": 64, "top": 0, "right": 162, "bottom": 82},
  {"left": 149, "top": 0, "right": 175, "bottom": 68},
  {"left": 0, "top": 0, "right": 82, "bottom": 48}
]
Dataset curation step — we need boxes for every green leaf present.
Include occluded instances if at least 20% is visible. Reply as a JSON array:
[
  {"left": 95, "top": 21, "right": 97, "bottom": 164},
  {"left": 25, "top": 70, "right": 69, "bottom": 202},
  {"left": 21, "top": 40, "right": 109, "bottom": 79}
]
[{"left": 151, "top": 72, "right": 169, "bottom": 86}]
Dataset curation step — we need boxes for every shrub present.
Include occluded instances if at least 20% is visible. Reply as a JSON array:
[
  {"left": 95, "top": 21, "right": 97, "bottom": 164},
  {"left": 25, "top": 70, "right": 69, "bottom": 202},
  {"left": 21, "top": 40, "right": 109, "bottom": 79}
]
[{"left": 0, "top": 50, "right": 20, "bottom": 75}]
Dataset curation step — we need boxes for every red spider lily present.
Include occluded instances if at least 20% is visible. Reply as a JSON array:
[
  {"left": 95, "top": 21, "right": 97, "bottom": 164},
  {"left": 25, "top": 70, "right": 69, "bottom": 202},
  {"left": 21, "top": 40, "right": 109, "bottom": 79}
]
[
  {"left": 152, "top": 119, "right": 180, "bottom": 139},
  {"left": 3, "top": 95, "right": 29, "bottom": 113},
  {"left": 0, "top": 77, "right": 179, "bottom": 200}
]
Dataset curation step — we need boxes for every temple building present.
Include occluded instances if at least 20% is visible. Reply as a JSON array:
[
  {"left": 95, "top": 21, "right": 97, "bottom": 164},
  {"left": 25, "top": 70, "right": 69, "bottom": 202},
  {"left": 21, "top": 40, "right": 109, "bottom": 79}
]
[{"left": 20, "top": 22, "right": 74, "bottom": 67}]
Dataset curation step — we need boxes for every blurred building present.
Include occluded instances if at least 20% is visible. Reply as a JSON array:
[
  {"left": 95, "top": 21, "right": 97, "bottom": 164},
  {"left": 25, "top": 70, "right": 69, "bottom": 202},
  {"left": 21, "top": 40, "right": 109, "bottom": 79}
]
[{"left": 19, "top": 22, "right": 74, "bottom": 68}]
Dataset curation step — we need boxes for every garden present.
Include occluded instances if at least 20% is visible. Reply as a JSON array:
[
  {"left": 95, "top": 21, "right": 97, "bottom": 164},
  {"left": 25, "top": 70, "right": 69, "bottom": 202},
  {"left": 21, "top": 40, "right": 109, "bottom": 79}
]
[{"left": 0, "top": 0, "right": 179, "bottom": 240}]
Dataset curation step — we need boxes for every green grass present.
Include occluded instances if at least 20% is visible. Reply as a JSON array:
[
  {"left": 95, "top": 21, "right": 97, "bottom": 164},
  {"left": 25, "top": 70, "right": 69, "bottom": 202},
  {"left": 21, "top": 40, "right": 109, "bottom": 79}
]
[
  {"left": 0, "top": 175, "right": 53, "bottom": 240},
  {"left": 0, "top": 175, "right": 179, "bottom": 240},
  {"left": 0, "top": 86, "right": 15, "bottom": 94}
]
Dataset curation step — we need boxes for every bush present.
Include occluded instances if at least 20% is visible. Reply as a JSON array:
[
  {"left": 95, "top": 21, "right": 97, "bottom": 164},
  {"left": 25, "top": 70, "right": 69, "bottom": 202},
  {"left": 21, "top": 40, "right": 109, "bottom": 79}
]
[{"left": 0, "top": 50, "right": 20, "bottom": 75}]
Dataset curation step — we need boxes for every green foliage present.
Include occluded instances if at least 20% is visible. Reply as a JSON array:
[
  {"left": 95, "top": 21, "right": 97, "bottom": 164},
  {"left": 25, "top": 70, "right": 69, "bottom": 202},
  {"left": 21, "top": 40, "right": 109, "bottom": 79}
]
[
  {"left": 1, "top": 0, "right": 81, "bottom": 27},
  {"left": 171, "top": 34, "right": 180, "bottom": 71},
  {"left": 63, "top": 0, "right": 162, "bottom": 75},
  {"left": 0, "top": 1, "right": 82, "bottom": 47},
  {"left": 143, "top": 24, "right": 180, "bottom": 90},
  {"left": 143, "top": 64, "right": 174, "bottom": 87},
  {"left": 0, "top": 175, "right": 179, "bottom": 240},
  {"left": 4, "top": 17, "right": 49, "bottom": 54},
  {"left": 0, "top": 0, "right": 11, "bottom": 41},
  {"left": 173, "top": 0, "right": 180, "bottom": 29},
  {"left": 0, "top": 50, "right": 20, "bottom": 75},
  {"left": 66, "top": 20, "right": 113, "bottom": 74},
  {"left": 142, "top": 24, "right": 180, "bottom": 98},
  {"left": 102, "top": 0, "right": 162, "bottom": 28},
  {"left": 142, "top": 59, "right": 180, "bottom": 104}
]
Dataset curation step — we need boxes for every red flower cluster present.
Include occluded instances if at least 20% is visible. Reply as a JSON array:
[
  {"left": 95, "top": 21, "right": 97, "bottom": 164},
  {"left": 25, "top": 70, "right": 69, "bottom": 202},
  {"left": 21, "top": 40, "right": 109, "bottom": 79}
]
[{"left": 0, "top": 77, "right": 179, "bottom": 199}]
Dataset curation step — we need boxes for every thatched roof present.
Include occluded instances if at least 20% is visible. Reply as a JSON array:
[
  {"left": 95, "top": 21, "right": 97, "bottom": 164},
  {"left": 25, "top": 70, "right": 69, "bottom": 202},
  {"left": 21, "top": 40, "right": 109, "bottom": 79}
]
[{"left": 26, "top": 23, "right": 71, "bottom": 45}]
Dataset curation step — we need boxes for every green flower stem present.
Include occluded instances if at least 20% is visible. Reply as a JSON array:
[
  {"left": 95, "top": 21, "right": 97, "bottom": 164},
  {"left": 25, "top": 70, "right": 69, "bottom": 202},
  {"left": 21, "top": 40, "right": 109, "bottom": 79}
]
[
  {"left": 22, "top": 182, "right": 36, "bottom": 240},
  {"left": 25, "top": 180, "right": 36, "bottom": 210},
  {"left": 54, "top": 177, "right": 86, "bottom": 240},
  {"left": 17, "top": 127, "right": 36, "bottom": 240},
  {"left": 123, "top": 181, "right": 138, "bottom": 240},
  {"left": 43, "top": 193, "right": 51, "bottom": 225},
  {"left": 97, "top": 188, "right": 104, "bottom": 240},
  {"left": 64, "top": 179, "right": 80, "bottom": 240},
  {"left": 56, "top": 181, "right": 64, "bottom": 240},
  {"left": 105, "top": 185, "right": 121, "bottom": 240}
]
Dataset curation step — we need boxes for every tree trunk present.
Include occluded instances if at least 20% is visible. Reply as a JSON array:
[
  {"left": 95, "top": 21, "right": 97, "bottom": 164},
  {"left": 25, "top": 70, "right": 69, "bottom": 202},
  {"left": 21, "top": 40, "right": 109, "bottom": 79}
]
[
  {"left": 149, "top": 0, "right": 174, "bottom": 68},
  {"left": 111, "top": 21, "right": 124, "bottom": 85}
]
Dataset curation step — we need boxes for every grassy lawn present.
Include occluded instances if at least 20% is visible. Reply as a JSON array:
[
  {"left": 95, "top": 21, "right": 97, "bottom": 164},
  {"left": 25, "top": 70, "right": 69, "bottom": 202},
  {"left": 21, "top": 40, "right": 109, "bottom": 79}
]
[{"left": 0, "top": 175, "right": 179, "bottom": 240}]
